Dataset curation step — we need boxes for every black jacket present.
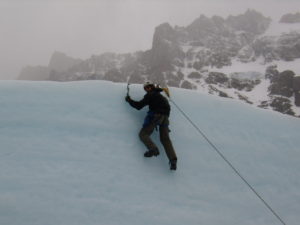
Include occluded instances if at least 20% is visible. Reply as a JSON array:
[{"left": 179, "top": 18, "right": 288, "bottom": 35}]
[{"left": 127, "top": 88, "right": 170, "bottom": 116}]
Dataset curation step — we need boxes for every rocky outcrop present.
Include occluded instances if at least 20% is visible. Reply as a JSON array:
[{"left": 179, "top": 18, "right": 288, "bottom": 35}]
[
  {"left": 48, "top": 51, "right": 82, "bottom": 72},
  {"left": 264, "top": 66, "right": 300, "bottom": 115},
  {"left": 149, "top": 23, "right": 184, "bottom": 72},
  {"left": 204, "top": 72, "right": 260, "bottom": 92},
  {"left": 188, "top": 72, "right": 202, "bottom": 79},
  {"left": 235, "top": 92, "right": 253, "bottom": 104},
  {"left": 205, "top": 72, "right": 229, "bottom": 85},
  {"left": 230, "top": 78, "right": 260, "bottom": 91},
  {"left": 208, "top": 85, "right": 230, "bottom": 98},
  {"left": 251, "top": 31, "right": 300, "bottom": 62},
  {"left": 252, "top": 36, "right": 279, "bottom": 63},
  {"left": 181, "top": 80, "right": 195, "bottom": 89},
  {"left": 268, "top": 70, "right": 295, "bottom": 97},
  {"left": 270, "top": 97, "right": 295, "bottom": 115},
  {"left": 226, "top": 9, "right": 271, "bottom": 35},
  {"left": 293, "top": 76, "right": 300, "bottom": 106},
  {"left": 277, "top": 32, "right": 300, "bottom": 61}
]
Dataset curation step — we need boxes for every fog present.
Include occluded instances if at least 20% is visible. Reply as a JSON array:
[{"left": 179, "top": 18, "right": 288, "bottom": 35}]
[{"left": 1, "top": 0, "right": 299, "bottom": 80}]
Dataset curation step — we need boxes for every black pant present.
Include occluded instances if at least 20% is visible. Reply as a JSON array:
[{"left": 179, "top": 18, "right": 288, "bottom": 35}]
[{"left": 139, "top": 114, "right": 177, "bottom": 161}]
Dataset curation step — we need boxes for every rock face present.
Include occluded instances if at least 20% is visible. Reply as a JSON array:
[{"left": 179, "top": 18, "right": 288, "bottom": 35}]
[
  {"left": 226, "top": 9, "right": 271, "bottom": 35},
  {"left": 205, "top": 72, "right": 229, "bottom": 85},
  {"left": 264, "top": 66, "right": 300, "bottom": 114},
  {"left": 252, "top": 32, "right": 300, "bottom": 62},
  {"left": 293, "top": 76, "right": 300, "bottom": 106},
  {"left": 48, "top": 51, "right": 83, "bottom": 72},
  {"left": 149, "top": 23, "right": 184, "bottom": 72},
  {"left": 18, "top": 10, "right": 300, "bottom": 117},
  {"left": 268, "top": 70, "right": 295, "bottom": 97},
  {"left": 270, "top": 97, "right": 295, "bottom": 115}
]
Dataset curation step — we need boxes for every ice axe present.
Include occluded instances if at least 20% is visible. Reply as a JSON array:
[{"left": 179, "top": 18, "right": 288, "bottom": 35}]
[{"left": 126, "top": 83, "right": 130, "bottom": 97}]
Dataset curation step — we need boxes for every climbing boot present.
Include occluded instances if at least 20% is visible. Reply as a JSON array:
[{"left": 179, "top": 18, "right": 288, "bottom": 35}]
[
  {"left": 169, "top": 159, "right": 177, "bottom": 170},
  {"left": 144, "top": 149, "right": 160, "bottom": 157}
]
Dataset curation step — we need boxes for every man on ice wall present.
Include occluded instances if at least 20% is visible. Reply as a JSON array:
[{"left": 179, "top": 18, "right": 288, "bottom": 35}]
[{"left": 125, "top": 82, "right": 178, "bottom": 170}]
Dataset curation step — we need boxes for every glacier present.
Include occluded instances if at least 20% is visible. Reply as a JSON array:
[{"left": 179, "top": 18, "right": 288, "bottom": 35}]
[{"left": 0, "top": 80, "right": 299, "bottom": 225}]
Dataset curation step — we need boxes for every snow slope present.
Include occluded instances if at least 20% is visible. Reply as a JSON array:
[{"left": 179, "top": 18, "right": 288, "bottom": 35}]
[{"left": 0, "top": 81, "right": 299, "bottom": 225}]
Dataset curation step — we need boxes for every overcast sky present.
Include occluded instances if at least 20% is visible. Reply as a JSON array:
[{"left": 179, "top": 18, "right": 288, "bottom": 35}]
[{"left": 0, "top": 0, "right": 299, "bottom": 79}]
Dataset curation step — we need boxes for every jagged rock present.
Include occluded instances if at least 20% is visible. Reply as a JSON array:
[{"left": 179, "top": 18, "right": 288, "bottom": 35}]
[
  {"left": 188, "top": 72, "right": 202, "bottom": 79},
  {"left": 258, "top": 101, "right": 269, "bottom": 109},
  {"left": 150, "top": 23, "right": 184, "bottom": 71},
  {"left": 205, "top": 72, "right": 229, "bottom": 85},
  {"left": 270, "top": 97, "right": 295, "bottom": 115},
  {"left": 268, "top": 70, "right": 295, "bottom": 97},
  {"left": 295, "top": 91, "right": 300, "bottom": 106},
  {"left": 226, "top": 9, "right": 271, "bottom": 35},
  {"left": 293, "top": 76, "right": 300, "bottom": 106},
  {"left": 265, "top": 65, "right": 279, "bottom": 81},
  {"left": 192, "top": 61, "right": 204, "bottom": 70},
  {"left": 181, "top": 80, "right": 194, "bottom": 89},
  {"left": 252, "top": 36, "right": 279, "bottom": 63},
  {"left": 228, "top": 71, "right": 262, "bottom": 92},
  {"left": 237, "top": 45, "right": 256, "bottom": 62},
  {"left": 280, "top": 12, "right": 300, "bottom": 23},
  {"left": 209, "top": 85, "right": 230, "bottom": 98},
  {"left": 209, "top": 51, "right": 232, "bottom": 68},
  {"left": 277, "top": 32, "right": 300, "bottom": 61},
  {"left": 252, "top": 32, "right": 300, "bottom": 62},
  {"left": 48, "top": 51, "right": 82, "bottom": 72},
  {"left": 230, "top": 78, "right": 260, "bottom": 91},
  {"left": 235, "top": 91, "right": 253, "bottom": 104},
  {"left": 219, "top": 91, "right": 229, "bottom": 98},
  {"left": 293, "top": 76, "right": 300, "bottom": 91},
  {"left": 186, "top": 14, "right": 229, "bottom": 41}
]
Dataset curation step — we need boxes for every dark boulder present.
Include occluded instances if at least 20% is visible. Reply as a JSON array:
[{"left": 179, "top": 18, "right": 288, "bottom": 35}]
[
  {"left": 181, "top": 80, "right": 194, "bottom": 89},
  {"left": 293, "top": 76, "right": 300, "bottom": 106},
  {"left": 270, "top": 97, "right": 295, "bottom": 115},
  {"left": 188, "top": 72, "right": 202, "bottom": 79},
  {"left": 268, "top": 70, "right": 295, "bottom": 97},
  {"left": 230, "top": 78, "right": 260, "bottom": 91},
  {"left": 205, "top": 72, "right": 229, "bottom": 85}
]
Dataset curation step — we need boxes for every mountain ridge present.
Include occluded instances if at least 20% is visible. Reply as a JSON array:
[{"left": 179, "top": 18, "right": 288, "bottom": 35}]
[{"left": 18, "top": 9, "right": 300, "bottom": 117}]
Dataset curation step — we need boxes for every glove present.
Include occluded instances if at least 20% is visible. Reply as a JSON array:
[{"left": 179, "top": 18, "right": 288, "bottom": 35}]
[{"left": 125, "top": 95, "right": 131, "bottom": 102}]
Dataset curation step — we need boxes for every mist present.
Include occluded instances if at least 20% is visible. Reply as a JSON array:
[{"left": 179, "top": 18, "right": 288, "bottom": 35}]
[{"left": 1, "top": 0, "right": 299, "bottom": 80}]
